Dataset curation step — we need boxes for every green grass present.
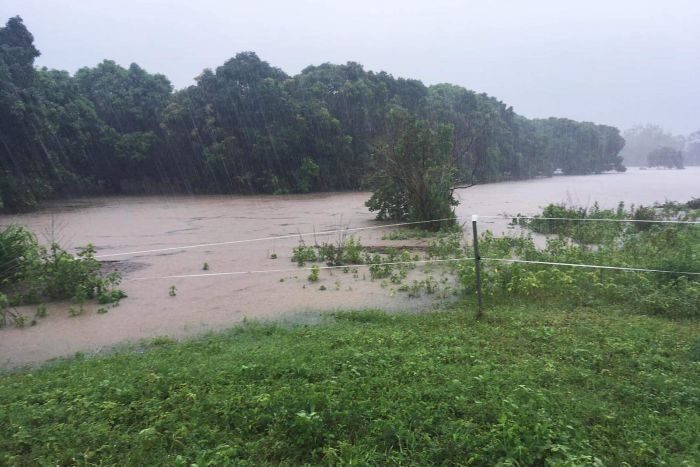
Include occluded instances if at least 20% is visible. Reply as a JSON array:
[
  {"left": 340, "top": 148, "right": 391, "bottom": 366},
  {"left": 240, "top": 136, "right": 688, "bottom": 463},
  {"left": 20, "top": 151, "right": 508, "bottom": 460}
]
[{"left": 1, "top": 304, "right": 699, "bottom": 465}]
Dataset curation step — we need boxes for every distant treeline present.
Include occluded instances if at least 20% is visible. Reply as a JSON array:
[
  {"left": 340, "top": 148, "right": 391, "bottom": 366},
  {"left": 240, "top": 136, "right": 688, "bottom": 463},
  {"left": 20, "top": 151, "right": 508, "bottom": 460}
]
[
  {"left": 0, "top": 16, "right": 625, "bottom": 212},
  {"left": 619, "top": 124, "right": 700, "bottom": 167}
]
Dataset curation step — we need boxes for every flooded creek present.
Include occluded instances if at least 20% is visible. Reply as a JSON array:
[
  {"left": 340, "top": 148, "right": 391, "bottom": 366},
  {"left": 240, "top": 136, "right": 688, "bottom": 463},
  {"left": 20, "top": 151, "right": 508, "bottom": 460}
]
[{"left": 1, "top": 167, "right": 697, "bottom": 367}]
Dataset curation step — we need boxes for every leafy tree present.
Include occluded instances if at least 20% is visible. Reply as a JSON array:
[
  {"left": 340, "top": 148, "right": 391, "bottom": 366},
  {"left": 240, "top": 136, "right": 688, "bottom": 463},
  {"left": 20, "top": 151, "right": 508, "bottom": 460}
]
[
  {"left": 685, "top": 130, "right": 700, "bottom": 166},
  {"left": 647, "top": 146, "right": 684, "bottom": 168},
  {"left": 74, "top": 60, "right": 172, "bottom": 191},
  {"left": 365, "top": 108, "right": 457, "bottom": 230},
  {"left": 619, "top": 124, "right": 684, "bottom": 166},
  {"left": 0, "top": 16, "right": 49, "bottom": 211},
  {"left": 0, "top": 16, "right": 632, "bottom": 213}
]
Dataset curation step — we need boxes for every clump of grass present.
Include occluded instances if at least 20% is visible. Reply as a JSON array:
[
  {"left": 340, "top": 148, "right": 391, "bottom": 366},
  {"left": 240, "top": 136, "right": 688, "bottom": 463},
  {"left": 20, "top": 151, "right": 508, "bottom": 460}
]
[
  {"left": 35, "top": 304, "right": 47, "bottom": 318},
  {"left": 168, "top": 285, "right": 177, "bottom": 297},
  {"left": 382, "top": 224, "right": 461, "bottom": 241},
  {"left": 292, "top": 244, "right": 317, "bottom": 266},
  {"left": 202, "top": 262, "right": 209, "bottom": 271},
  {"left": 308, "top": 265, "right": 320, "bottom": 282}
]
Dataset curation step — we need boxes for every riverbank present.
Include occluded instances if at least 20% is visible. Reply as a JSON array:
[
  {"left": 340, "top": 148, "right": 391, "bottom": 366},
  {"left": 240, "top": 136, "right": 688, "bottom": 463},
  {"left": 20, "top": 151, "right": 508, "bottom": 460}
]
[{"left": 1, "top": 303, "right": 698, "bottom": 464}]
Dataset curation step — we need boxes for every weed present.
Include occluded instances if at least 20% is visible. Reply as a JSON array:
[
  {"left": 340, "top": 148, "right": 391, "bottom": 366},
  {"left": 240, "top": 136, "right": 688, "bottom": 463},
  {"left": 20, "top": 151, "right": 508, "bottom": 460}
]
[
  {"left": 308, "top": 265, "right": 320, "bottom": 282},
  {"left": 14, "top": 314, "right": 25, "bottom": 328},
  {"left": 169, "top": 285, "right": 177, "bottom": 297},
  {"left": 202, "top": 262, "right": 209, "bottom": 271},
  {"left": 292, "top": 244, "right": 317, "bottom": 266},
  {"left": 35, "top": 304, "right": 47, "bottom": 318},
  {"left": 97, "top": 289, "right": 127, "bottom": 305},
  {"left": 0, "top": 225, "right": 125, "bottom": 316}
]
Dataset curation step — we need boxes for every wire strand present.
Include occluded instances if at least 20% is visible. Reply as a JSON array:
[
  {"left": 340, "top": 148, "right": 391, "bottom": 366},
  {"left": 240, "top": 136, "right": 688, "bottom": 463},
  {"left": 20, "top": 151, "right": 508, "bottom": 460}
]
[
  {"left": 479, "top": 215, "right": 699, "bottom": 225},
  {"left": 126, "top": 256, "right": 700, "bottom": 281},
  {"left": 127, "top": 257, "right": 475, "bottom": 281},
  {"left": 481, "top": 257, "right": 700, "bottom": 275},
  {"left": 95, "top": 217, "right": 458, "bottom": 259}
]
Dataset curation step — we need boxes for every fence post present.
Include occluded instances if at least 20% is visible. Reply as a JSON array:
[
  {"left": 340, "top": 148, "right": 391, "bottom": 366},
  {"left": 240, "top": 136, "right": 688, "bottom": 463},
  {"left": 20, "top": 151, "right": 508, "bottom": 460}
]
[{"left": 472, "top": 214, "right": 483, "bottom": 318}]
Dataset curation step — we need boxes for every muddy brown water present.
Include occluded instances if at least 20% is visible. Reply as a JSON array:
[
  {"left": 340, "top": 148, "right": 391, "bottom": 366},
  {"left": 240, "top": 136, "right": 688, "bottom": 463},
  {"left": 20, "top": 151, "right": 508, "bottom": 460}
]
[{"left": 1, "top": 167, "right": 698, "bottom": 368}]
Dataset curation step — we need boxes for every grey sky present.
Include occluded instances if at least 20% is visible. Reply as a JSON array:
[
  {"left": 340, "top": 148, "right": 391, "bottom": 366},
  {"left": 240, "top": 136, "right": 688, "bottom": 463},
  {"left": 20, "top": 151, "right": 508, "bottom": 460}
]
[{"left": 2, "top": 0, "right": 698, "bottom": 135}]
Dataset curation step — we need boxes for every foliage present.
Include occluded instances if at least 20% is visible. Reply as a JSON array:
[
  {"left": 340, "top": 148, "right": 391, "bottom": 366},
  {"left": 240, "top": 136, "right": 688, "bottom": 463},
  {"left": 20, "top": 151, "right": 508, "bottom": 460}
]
[
  {"left": 382, "top": 224, "right": 461, "bottom": 240},
  {"left": 307, "top": 265, "right": 320, "bottom": 282},
  {"left": 0, "top": 225, "right": 124, "bottom": 326},
  {"left": 0, "top": 306, "right": 698, "bottom": 464},
  {"left": 0, "top": 17, "right": 628, "bottom": 213},
  {"left": 619, "top": 124, "right": 685, "bottom": 166},
  {"left": 291, "top": 244, "right": 318, "bottom": 266},
  {"left": 293, "top": 236, "right": 366, "bottom": 267},
  {"left": 460, "top": 203, "right": 700, "bottom": 318},
  {"left": 686, "top": 129, "right": 700, "bottom": 166},
  {"left": 0, "top": 225, "right": 123, "bottom": 305},
  {"left": 647, "top": 146, "right": 684, "bottom": 168},
  {"left": 365, "top": 109, "right": 458, "bottom": 230}
]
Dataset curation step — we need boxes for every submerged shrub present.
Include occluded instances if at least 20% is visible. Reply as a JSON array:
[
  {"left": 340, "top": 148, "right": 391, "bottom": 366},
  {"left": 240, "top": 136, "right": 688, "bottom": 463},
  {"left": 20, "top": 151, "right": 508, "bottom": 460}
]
[
  {"left": 292, "top": 244, "right": 317, "bottom": 266},
  {"left": 0, "top": 225, "right": 125, "bottom": 325}
]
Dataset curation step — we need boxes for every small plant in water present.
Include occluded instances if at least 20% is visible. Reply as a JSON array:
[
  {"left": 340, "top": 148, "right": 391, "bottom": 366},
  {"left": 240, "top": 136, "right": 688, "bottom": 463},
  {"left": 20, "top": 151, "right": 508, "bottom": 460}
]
[
  {"left": 35, "top": 304, "right": 47, "bottom": 318},
  {"left": 14, "top": 314, "right": 26, "bottom": 328},
  {"left": 308, "top": 265, "right": 320, "bottom": 282},
  {"left": 169, "top": 285, "right": 177, "bottom": 297}
]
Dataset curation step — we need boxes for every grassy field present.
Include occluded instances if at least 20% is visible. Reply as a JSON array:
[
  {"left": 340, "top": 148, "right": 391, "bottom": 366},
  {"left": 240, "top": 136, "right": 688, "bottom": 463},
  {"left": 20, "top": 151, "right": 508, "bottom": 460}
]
[{"left": 1, "top": 303, "right": 699, "bottom": 465}]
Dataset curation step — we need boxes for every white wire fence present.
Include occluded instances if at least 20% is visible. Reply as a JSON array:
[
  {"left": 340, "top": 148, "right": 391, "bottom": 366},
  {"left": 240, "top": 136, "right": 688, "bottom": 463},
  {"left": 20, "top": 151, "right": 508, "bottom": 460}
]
[{"left": 119, "top": 213, "right": 700, "bottom": 282}]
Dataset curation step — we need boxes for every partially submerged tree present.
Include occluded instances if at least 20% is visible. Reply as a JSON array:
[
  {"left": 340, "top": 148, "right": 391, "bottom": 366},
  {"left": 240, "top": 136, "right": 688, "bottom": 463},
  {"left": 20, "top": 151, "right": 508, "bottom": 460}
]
[
  {"left": 685, "top": 130, "right": 700, "bottom": 166},
  {"left": 620, "top": 124, "right": 685, "bottom": 166},
  {"left": 365, "top": 108, "right": 457, "bottom": 231},
  {"left": 647, "top": 146, "right": 684, "bottom": 169}
]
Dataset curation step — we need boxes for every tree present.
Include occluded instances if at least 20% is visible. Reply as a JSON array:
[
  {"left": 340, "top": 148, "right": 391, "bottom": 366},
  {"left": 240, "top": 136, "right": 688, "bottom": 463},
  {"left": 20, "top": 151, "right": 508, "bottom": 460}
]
[
  {"left": 74, "top": 60, "right": 172, "bottom": 191},
  {"left": 685, "top": 130, "right": 700, "bottom": 166},
  {"left": 0, "top": 15, "right": 635, "bottom": 213},
  {"left": 365, "top": 108, "right": 457, "bottom": 230},
  {"left": 619, "top": 124, "right": 684, "bottom": 166},
  {"left": 647, "top": 146, "right": 683, "bottom": 169}
]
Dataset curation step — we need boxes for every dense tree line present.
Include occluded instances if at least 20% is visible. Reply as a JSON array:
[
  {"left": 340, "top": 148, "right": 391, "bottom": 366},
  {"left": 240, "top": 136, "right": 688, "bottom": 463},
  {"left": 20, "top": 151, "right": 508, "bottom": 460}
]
[{"left": 0, "top": 16, "right": 626, "bottom": 212}]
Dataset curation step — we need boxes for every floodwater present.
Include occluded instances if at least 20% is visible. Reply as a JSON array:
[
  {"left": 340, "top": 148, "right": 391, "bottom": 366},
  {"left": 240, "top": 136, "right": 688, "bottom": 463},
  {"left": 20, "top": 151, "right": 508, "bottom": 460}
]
[{"left": 1, "top": 167, "right": 698, "bottom": 368}]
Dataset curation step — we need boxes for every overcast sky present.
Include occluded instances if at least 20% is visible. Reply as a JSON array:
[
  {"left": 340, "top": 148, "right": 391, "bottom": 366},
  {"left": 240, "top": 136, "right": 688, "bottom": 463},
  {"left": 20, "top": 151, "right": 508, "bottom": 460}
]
[{"left": 2, "top": 0, "right": 698, "bottom": 135}]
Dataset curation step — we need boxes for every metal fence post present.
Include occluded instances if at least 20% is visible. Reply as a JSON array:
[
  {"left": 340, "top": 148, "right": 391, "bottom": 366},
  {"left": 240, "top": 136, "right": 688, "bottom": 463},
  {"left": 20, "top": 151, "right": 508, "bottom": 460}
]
[{"left": 472, "top": 214, "right": 483, "bottom": 318}]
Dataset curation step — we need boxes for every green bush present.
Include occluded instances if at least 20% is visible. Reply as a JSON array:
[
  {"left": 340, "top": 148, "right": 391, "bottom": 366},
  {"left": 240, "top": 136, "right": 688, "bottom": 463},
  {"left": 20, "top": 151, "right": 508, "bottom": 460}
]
[
  {"left": 292, "top": 244, "right": 317, "bottom": 266},
  {"left": 457, "top": 215, "right": 700, "bottom": 318},
  {"left": 0, "top": 225, "right": 124, "bottom": 326}
]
